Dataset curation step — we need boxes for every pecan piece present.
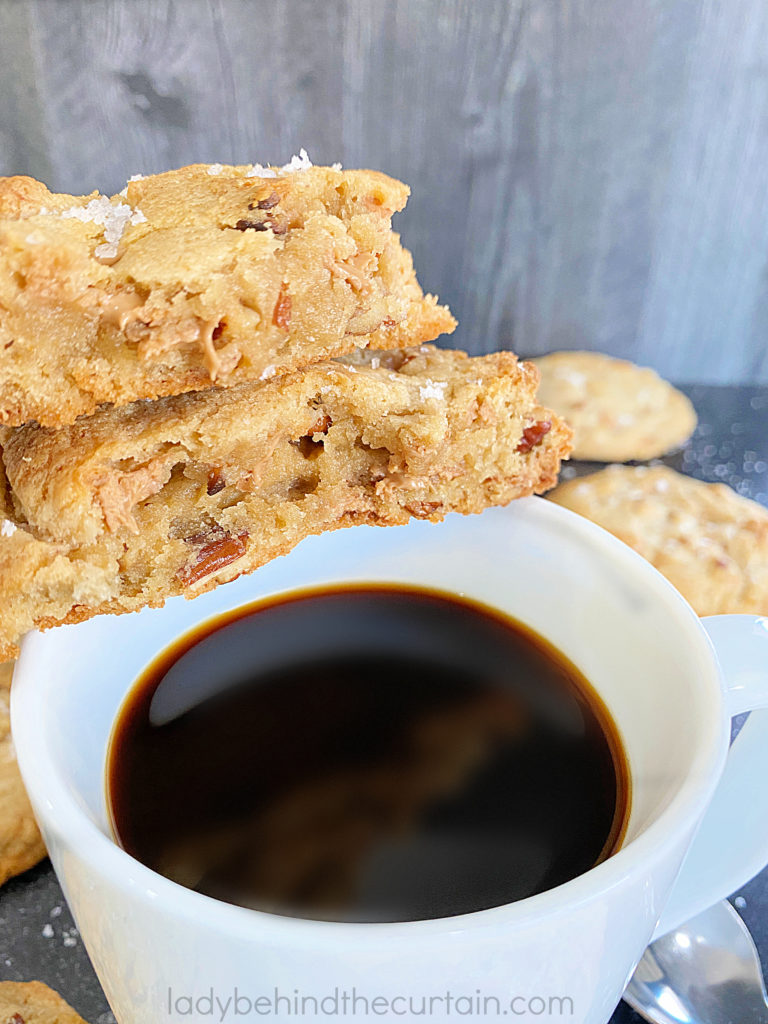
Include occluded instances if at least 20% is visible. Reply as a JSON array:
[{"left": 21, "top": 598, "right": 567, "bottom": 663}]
[
  {"left": 406, "top": 501, "right": 443, "bottom": 519},
  {"left": 234, "top": 218, "right": 269, "bottom": 232},
  {"left": 290, "top": 411, "right": 332, "bottom": 458},
  {"left": 206, "top": 467, "right": 226, "bottom": 495},
  {"left": 310, "top": 412, "right": 331, "bottom": 436},
  {"left": 183, "top": 522, "right": 227, "bottom": 546},
  {"left": 272, "top": 284, "right": 292, "bottom": 331},
  {"left": 254, "top": 191, "right": 279, "bottom": 210},
  {"left": 241, "top": 190, "right": 285, "bottom": 233},
  {"left": 516, "top": 420, "right": 552, "bottom": 453},
  {"left": 178, "top": 532, "right": 248, "bottom": 587},
  {"left": 292, "top": 435, "right": 324, "bottom": 459}
]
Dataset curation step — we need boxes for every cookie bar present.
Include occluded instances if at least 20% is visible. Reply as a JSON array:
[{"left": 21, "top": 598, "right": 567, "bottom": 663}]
[
  {"left": 0, "top": 661, "right": 46, "bottom": 886},
  {"left": 0, "top": 346, "right": 571, "bottom": 657},
  {"left": 0, "top": 161, "right": 455, "bottom": 427},
  {"left": 533, "top": 351, "right": 697, "bottom": 461},
  {"left": 549, "top": 465, "right": 768, "bottom": 616},
  {"left": 0, "top": 981, "right": 89, "bottom": 1023}
]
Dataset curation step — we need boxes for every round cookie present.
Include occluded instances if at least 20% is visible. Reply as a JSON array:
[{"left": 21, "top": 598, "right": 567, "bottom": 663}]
[
  {"left": 0, "top": 661, "right": 46, "bottom": 886},
  {"left": 548, "top": 465, "right": 768, "bottom": 617},
  {"left": 533, "top": 351, "right": 697, "bottom": 461}
]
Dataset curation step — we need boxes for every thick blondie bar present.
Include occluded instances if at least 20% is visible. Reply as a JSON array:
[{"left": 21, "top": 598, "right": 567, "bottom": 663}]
[
  {"left": 0, "top": 161, "right": 454, "bottom": 426},
  {"left": 0, "top": 346, "right": 570, "bottom": 656}
]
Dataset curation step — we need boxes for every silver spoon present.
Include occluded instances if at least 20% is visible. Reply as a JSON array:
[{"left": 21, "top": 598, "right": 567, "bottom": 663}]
[{"left": 623, "top": 900, "right": 768, "bottom": 1023}]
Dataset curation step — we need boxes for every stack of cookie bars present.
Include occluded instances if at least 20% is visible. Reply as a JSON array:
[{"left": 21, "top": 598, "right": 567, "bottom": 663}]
[{"left": 0, "top": 158, "right": 572, "bottom": 657}]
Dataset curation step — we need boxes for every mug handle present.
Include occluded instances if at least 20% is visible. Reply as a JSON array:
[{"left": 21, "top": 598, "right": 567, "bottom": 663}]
[{"left": 653, "top": 615, "right": 768, "bottom": 938}]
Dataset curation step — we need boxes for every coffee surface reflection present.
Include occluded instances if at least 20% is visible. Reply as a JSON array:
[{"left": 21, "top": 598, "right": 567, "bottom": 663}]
[{"left": 108, "top": 586, "right": 629, "bottom": 922}]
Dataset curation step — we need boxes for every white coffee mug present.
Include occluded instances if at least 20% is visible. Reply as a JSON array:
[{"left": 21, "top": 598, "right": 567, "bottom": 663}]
[{"left": 12, "top": 499, "right": 768, "bottom": 1024}]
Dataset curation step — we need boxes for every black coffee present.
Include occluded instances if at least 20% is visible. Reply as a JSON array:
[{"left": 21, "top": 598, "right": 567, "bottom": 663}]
[{"left": 108, "top": 586, "right": 629, "bottom": 922}]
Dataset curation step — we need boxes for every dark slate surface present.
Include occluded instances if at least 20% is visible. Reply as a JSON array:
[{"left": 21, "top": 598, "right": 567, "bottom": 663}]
[{"left": 0, "top": 384, "right": 766, "bottom": 1023}]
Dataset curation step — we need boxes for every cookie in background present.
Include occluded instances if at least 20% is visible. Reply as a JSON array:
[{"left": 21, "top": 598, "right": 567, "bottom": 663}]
[
  {"left": 0, "top": 981, "right": 88, "bottom": 1023},
  {"left": 549, "top": 465, "right": 768, "bottom": 617},
  {"left": 0, "top": 661, "right": 46, "bottom": 887},
  {"left": 533, "top": 351, "right": 697, "bottom": 462}
]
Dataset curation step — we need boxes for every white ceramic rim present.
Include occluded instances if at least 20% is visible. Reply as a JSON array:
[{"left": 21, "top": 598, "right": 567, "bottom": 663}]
[{"left": 12, "top": 500, "right": 729, "bottom": 948}]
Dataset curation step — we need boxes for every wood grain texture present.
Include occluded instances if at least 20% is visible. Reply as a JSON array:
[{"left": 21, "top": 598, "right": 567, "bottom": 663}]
[{"left": 1, "top": 0, "right": 767, "bottom": 383}]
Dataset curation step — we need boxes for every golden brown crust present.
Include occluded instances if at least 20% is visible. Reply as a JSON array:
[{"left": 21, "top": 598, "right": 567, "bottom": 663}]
[
  {"left": 0, "top": 346, "right": 571, "bottom": 653},
  {"left": 0, "top": 662, "right": 46, "bottom": 885},
  {"left": 0, "top": 163, "right": 455, "bottom": 427},
  {"left": 0, "top": 981, "right": 88, "bottom": 1023},
  {"left": 549, "top": 465, "right": 768, "bottom": 616},
  {"left": 533, "top": 351, "right": 697, "bottom": 461},
  {"left": 0, "top": 526, "right": 117, "bottom": 660}
]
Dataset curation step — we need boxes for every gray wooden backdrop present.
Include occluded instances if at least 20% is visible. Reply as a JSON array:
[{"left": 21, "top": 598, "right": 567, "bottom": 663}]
[{"left": 1, "top": 0, "right": 767, "bottom": 384}]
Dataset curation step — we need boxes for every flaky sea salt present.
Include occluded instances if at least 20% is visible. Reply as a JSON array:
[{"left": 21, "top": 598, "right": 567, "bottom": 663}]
[
  {"left": 60, "top": 196, "right": 147, "bottom": 260},
  {"left": 60, "top": 195, "right": 115, "bottom": 225},
  {"left": 0, "top": 520, "right": 17, "bottom": 537},
  {"left": 246, "top": 163, "right": 278, "bottom": 179},
  {"left": 247, "top": 148, "right": 329, "bottom": 178},
  {"left": 419, "top": 380, "right": 446, "bottom": 401},
  {"left": 281, "top": 148, "right": 313, "bottom": 172},
  {"left": 207, "top": 163, "right": 224, "bottom": 176},
  {"left": 558, "top": 370, "right": 587, "bottom": 389},
  {"left": 42, "top": 923, "right": 54, "bottom": 938},
  {"left": 259, "top": 365, "right": 277, "bottom": 380}
]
